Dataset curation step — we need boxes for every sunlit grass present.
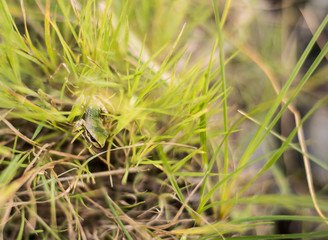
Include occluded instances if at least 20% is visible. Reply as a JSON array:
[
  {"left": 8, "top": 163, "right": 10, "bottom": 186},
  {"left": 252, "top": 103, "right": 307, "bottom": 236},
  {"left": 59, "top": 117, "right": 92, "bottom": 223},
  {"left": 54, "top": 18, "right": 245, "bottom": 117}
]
[{"left": 0, "top": 0, "right": 328, "bottom": 239}]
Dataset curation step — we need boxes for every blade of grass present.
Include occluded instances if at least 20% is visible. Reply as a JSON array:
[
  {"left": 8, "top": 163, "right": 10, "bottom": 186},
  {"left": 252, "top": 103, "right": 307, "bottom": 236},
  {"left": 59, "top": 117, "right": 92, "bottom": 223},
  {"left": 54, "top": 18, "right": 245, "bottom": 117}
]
[
  {"left": 47, "top": 18, "right": 78, "bottom": 79},
  {"left": 158, "top": 147, "right": 184, "bottom": 202},
  {"left": 212, "top": 0, "right": 229, "bottom": 218},
  {"left": 203, "top": 193, "right": 328, "bottom": 214},
  {"left": 239, "top": 94, "right": 328, "bottom": 219},
  {"left": 220, "top": 0, "right": 231, "bottom": 28},
  {"left": 16, "top": 208, "right": 25, "bottom": 240},
  {"left": 199, "top": 39, "right": 217, "bottom": 169},
  {"left": 103, "top": 191, "right": 133, "bottom": 240},
  {"left": 239, "top": 40, "right": 328, "bottom": 217},
  {"left": 44, "top": 0, "right": 57, "bottom": 65},
  {"left": 238, "top": 109, "right": 328, "bottom": 171},
  {"left": 237, "top": 14, "right": 328, "bottom": 171},
  {"left": 197, "top": 148, "right": 277, "bottom": 213},
  {"left": 224, "top": 231, "right": 328, "bottom": 240},
  {"left": 222, "top": 14, "right": 328, "bottom": 215}
]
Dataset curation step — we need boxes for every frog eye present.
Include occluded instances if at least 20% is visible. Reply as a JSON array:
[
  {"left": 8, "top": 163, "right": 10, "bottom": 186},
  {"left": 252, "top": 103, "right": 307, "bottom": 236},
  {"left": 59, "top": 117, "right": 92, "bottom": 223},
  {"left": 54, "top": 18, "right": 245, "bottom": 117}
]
[{"left": 89, "top": 135, "right": 97, "bottom": 143}]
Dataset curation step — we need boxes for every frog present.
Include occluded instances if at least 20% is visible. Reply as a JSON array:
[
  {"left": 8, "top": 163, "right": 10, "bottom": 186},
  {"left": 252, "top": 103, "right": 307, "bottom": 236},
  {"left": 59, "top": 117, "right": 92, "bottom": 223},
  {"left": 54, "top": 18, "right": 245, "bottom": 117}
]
[{"left": 73, "top": 96, "right": 110, "bottom": 148}]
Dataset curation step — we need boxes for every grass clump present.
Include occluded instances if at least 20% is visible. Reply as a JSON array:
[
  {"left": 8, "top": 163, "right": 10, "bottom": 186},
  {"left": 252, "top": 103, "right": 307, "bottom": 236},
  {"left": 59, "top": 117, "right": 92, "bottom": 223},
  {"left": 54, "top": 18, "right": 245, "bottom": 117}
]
[{"left": 0, "top": 0, "right": 328, "bottom": 239}]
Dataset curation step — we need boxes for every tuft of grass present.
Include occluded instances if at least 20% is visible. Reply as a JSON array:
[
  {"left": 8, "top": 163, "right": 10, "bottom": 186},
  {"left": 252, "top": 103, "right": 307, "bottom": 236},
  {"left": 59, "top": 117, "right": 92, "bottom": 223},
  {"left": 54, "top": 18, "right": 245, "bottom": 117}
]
[{"left": 0, "top": 0, "right": 328, "bottom": 239}]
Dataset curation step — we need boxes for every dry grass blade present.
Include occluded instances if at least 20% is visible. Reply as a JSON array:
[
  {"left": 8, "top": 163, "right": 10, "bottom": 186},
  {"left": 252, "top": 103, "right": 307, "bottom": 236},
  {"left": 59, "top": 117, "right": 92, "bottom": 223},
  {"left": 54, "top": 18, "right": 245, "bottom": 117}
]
[{"left": 240, "top": 30, "right": 328, "bottom": 224}]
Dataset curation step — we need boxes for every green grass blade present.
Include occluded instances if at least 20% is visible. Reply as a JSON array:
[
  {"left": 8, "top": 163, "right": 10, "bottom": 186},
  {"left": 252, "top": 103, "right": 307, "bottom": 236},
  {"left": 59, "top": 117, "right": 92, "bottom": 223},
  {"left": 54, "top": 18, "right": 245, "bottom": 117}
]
[{"left": 103, "top": 191, "right": 133, "bottom": 240}]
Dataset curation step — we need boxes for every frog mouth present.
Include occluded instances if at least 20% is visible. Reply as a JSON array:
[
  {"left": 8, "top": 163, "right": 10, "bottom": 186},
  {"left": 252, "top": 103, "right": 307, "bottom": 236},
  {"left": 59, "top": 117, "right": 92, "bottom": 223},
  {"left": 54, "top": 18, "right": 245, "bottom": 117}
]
[{"left": 83, "top": 131, "right": 103, "bottom": 148}]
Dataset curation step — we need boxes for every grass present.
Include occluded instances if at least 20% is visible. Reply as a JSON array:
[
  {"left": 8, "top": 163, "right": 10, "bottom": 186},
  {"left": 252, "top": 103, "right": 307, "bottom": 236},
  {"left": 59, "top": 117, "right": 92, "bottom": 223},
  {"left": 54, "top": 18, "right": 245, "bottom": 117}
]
[{"left": 0, "top": 0, "right": 328, "bottom": 239}]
